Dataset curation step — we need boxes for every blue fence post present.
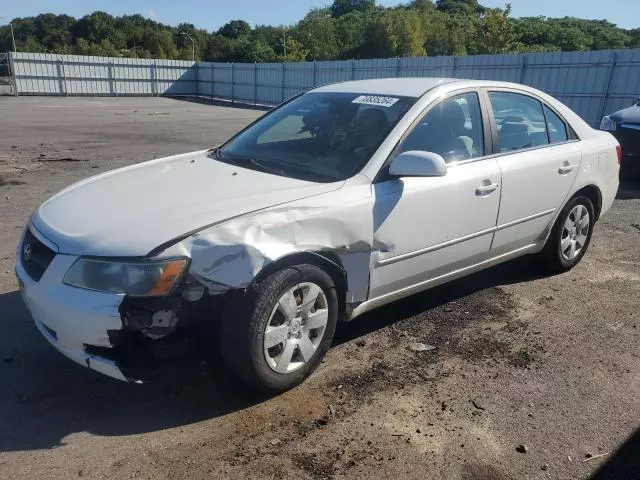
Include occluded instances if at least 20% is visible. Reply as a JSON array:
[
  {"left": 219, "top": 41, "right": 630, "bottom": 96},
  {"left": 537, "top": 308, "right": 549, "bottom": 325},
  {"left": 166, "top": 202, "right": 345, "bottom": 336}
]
[
  {"left": 598, "top": 51, "right": 618, "bottom": 121},
  {"left": 152, "top": 61, "right": 158, "bottom": 96},
  {"left": 194, "top": 60, "right": 198, "bottom": 96},
  {"left": 281, "top": 62, "right": 286, "bottom": 102},
  {"left": 210, "top": 63, "right": 214, "bottom": 99},
  {"left": 231, "top": 62, "right": 235, "bottom": 103},
  {"left": 254, "top": 61, "right": 258, "bottom": 105},
  {"left": 519, "top": 55, "right": 527, "bottom": 84},
  {"left": 312, "top": 60, "right": 317, "bottom": 87},
  {"left": 108, "top": 60, "right": 117, "bottom": 96}
]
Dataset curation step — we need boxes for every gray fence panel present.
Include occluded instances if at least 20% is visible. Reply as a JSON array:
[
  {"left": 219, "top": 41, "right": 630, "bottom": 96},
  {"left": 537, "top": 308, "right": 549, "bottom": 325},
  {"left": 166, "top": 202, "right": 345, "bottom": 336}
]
[
  {"left": 355, "top": 58, "right": 397, "bottom": 79},
  {"left": 256, "top": 63, "right": 284, "bottom": 105},
  {"left": 285, "top": 62, "right": 314, "bottom": 99},
  {"left": 454, "top": 54, "right": 522, "bottom": 82},
  {"left": 211, "top": 62, "right": 233, "bottom": 99},
  {"left": 233, "top": 63, "right": 255, "bottom": 102},
  {"left": 606, "top": 49, "right": 640, "bottom": 117},
  {"left": 10, "top": 49, "right": 640, "bottom": 126},
  {"left": 315, "top": 60, "right": 353, "bottom": 85},
  {"left": 398, "top": 56, "right": 454, "bottom": 78}
]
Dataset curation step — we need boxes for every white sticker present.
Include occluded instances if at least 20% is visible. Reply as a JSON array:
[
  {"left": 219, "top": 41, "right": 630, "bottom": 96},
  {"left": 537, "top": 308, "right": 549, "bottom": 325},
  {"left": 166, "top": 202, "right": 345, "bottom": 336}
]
[{"left": 352, "top": 95, "right": 400, "bottom": 108}]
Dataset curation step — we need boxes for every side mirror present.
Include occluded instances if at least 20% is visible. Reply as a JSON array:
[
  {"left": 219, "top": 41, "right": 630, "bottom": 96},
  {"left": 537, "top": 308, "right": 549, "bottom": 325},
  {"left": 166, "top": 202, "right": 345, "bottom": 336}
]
[
  {"left": 634, "top": 97, "right": 640, "bottom": 106},
  {"left": 389, "top": 151, "right": 448, "bottom": 178}
]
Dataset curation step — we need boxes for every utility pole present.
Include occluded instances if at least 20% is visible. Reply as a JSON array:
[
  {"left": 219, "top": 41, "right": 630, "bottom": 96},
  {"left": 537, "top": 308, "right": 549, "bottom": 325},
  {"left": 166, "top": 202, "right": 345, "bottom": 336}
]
[
  {"left": 0, "top": 17, "right": 16, "bottom": 52},
  {"left": 180, "top": 31, "right": 195, "bottom": 61}
]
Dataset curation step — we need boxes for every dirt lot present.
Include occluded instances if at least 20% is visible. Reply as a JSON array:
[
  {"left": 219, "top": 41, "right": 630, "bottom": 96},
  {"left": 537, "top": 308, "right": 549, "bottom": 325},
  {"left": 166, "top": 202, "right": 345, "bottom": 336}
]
[{"left": 1, "top": 96, "right": 639, "bottom": 480}]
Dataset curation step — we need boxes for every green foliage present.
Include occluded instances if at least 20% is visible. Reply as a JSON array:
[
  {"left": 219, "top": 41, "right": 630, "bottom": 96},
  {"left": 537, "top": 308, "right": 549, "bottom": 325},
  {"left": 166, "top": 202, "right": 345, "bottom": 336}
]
[
  {"left": 0, "top": 4, "right": 636, "bottom": 63},
  {"left": 436, "top": 0, "right": 484, "bottom": 15},
  {"left": 472, "top": 4, "right": 518, "bottom": 54},
  {"left": 331, "top": 0, "right": 376, "bottom": 18},
  {"left": 218, "top": 20, "right": 251, "bottom": 39},
  {"left": 370, "top": 9, "right": 426, "bottom": 57}
]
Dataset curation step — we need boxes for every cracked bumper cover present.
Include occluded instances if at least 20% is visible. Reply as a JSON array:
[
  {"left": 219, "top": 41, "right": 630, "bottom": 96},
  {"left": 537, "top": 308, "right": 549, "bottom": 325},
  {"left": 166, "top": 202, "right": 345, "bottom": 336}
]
[{"left": 16, "top": 254, "right": 130, "bottom": 382}]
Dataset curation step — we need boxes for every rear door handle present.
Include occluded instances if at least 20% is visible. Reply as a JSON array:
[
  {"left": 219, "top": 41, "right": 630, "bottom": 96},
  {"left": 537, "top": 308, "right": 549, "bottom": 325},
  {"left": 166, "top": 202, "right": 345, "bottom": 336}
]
[
  {"left": 476, "top": 183, "right": 500, "bottom": 196},
  {"left": 558, "top": 164, "right": 575, "bottom": 174}
]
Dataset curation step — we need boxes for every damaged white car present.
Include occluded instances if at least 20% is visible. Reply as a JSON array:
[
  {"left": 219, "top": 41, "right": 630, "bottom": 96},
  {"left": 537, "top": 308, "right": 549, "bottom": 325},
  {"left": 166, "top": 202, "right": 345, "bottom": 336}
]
[{"left": 16, "top": 78, "right": 620, "bottom": 392}]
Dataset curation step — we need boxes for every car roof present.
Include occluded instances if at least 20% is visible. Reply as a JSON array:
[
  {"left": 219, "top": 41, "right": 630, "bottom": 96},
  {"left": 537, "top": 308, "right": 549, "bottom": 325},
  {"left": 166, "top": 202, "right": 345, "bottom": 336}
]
[
  {"left": 310, "top": 77, "right": 462, "bottom": 97},
  {"left": 309, "top": 77, "right": 555, "bottom": 98}
]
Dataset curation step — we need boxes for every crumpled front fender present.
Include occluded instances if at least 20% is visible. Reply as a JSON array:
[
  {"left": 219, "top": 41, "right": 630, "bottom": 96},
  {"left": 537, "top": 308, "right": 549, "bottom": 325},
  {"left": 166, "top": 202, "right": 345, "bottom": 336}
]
[{"left": 165, "top": 183, "right": 377, "bottom": 305}]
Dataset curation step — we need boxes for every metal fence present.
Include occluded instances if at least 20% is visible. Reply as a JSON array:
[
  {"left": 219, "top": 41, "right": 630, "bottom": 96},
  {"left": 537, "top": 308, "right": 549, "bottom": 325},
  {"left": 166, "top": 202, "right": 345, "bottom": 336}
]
[
  {"left": 10, "top": 52, "right": 195, "bottom": 96},
  {"left": 9, "top": 49, "right": 640, "bottom": 126}
]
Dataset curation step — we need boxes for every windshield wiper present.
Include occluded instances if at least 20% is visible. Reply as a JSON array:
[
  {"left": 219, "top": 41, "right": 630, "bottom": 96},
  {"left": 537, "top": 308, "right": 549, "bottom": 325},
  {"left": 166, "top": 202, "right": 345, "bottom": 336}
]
[
  {"left": 246, "top": 157, "right": 290, "bottom": 177},
  {"left": 211, "top": 148, "right": 290, "bottom": 177}
]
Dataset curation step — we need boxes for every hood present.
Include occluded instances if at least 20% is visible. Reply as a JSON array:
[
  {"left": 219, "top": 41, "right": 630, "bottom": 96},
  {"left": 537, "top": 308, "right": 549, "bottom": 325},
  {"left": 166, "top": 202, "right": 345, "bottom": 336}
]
[
  {"left": 610, "top": 104, "right": 640, "bottom": 125},
  {"left": 32, "top": 150, "right": 343, "bottom": 256}
]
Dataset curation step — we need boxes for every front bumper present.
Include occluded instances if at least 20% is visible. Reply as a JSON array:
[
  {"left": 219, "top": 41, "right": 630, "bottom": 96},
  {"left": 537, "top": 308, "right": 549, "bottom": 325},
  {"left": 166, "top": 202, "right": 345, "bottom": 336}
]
[{"left": 16, "top": 241, "right": 129, "bottom": 382}]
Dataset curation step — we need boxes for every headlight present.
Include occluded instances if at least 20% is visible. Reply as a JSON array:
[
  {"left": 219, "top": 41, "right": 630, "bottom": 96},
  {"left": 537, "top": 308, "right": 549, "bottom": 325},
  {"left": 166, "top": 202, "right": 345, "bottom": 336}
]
[
  {"left": 600, "top": 116, "right": 617, "bottom": 132},
  {"left": 64, "top": 258, "right": 189, "bottom": 296}
]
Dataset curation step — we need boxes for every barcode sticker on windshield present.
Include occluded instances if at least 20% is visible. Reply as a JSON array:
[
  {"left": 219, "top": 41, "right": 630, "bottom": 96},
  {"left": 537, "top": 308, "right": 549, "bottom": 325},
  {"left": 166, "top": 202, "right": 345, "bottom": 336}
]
[{"left": 352, "top": 95, "right": 400, "bottom": 108}]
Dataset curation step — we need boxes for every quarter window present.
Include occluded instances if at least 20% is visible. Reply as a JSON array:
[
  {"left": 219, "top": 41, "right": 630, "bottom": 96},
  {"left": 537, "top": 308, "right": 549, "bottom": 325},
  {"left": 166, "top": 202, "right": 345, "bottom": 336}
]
[
  {"left": 489, "top": 92, "right": 549, "bottom": 152},
  {"left": 398, "top": 92, "right": 485, "bottom": 163},
  {"left": 543, "top": 105, "right": 569, "bottom": 143}
]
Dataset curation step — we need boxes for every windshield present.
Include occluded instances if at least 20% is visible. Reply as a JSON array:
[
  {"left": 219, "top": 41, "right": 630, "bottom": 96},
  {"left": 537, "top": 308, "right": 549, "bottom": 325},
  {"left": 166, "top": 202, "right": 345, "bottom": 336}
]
[{"left": 214, "top": 92, "right": 417, "bottom": 182}]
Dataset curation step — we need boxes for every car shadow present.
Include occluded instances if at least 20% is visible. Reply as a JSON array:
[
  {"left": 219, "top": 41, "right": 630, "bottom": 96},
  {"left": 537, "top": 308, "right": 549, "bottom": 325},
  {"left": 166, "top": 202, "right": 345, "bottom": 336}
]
[
  {"left": 591, "top": 427, "right": 640, "bottom": 479},
  {"left": 0, "top": 289, "right": 268, "bottom": 453},
  {"left": 0, "top": 255, "right": 547, "bottom": 453},
  {"left": 334, "top": 254, "right": 547, "bottom": 345}
]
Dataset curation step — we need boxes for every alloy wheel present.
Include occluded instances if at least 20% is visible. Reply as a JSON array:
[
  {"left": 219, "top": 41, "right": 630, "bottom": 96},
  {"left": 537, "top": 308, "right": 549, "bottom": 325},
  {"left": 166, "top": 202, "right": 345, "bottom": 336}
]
[
  {"left": 263, "top": 282, "right": 329, "bottom": 374},
  {"left": 560, "top": 204, "right": 590, "bottom": 261}
]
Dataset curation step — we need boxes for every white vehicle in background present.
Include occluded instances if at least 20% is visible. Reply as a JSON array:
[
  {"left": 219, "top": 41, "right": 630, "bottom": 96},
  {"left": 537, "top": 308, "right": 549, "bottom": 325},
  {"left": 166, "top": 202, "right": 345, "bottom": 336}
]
[{"left": 16, "top": 78, "right": 620, "bottom": 392}]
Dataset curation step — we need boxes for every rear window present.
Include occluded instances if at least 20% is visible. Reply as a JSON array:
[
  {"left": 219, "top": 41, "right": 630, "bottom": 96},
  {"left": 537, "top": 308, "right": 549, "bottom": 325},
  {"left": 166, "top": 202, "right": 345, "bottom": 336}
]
[{"left": 489, "top": 91, "right": 548, "bottom": 152}]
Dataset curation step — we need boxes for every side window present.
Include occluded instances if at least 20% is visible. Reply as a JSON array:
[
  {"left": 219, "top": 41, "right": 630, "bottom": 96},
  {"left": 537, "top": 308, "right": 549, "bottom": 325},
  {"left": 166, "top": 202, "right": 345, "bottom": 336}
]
[
  {"left": 489, "top": 92, "right": 549, "bottom": 152},
  {"left": 398, "top": 92, "right": 484, "bottom": 163},
  {"left": 543, "top": 105, "right": 569, "bottom": 144}
]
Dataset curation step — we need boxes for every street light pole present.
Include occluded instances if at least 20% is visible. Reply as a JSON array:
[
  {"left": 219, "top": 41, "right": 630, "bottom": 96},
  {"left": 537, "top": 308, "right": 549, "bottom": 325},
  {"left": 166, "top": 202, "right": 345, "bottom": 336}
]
[
  {"left": 0, "top": 17, "right": 17, "bottom": 52},
  {"left": 180, "top": 32, "right": 195, "bottom": 62}
]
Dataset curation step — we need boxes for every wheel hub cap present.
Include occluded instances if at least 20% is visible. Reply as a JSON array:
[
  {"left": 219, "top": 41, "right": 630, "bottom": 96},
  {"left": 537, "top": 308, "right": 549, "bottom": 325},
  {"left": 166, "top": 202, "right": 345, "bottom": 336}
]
[
  {"left": 560, "top": 204, "right": 590, "bottom": 262},
  {"left": 263, "top": 282, "right": 329, "bottom": 374},
  {"left": 289, "top": 319, "right": 301, "bottom": 336}
]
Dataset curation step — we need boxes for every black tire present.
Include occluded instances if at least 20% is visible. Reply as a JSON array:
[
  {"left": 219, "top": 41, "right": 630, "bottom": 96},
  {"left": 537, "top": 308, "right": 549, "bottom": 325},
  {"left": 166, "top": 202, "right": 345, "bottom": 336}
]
[
  {"left": 220, "top": 264, "right": 338, "bottom": 393},
  {"left": 540, "top": 195, "right": 595, "bottom": 274}
]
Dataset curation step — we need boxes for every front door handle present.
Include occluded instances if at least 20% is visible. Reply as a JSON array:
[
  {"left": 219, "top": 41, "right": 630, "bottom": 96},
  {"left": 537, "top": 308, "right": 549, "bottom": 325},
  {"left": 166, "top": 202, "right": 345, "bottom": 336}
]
[
  {"left": 476, "top": 183, "right": 500, "bottom": 196},
  {"left": 558, "top": 163, "right": 575, "bottom": 174}
]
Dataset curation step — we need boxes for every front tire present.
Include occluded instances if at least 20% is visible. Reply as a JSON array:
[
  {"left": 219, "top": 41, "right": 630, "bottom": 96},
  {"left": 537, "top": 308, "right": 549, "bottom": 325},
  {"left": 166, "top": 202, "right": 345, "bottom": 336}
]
[
  {"left": 220, "top": 264, "right": 338, "bottom": 393},
  {"left": 540, "top": 195, "right": 595, "bottom": 274}
]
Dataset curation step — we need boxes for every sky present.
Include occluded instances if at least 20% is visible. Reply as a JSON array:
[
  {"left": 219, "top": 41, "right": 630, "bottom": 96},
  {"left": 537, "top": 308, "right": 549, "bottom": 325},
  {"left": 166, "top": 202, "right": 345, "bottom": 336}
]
[{"left": 1, "top": 0, "right": 638, "bottom": 30}]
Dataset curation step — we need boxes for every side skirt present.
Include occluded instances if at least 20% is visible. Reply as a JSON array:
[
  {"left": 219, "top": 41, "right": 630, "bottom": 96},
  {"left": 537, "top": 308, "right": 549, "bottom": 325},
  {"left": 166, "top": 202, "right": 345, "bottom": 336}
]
[{"left": 347, "top": 243, "right": 539, "bottom": 321}]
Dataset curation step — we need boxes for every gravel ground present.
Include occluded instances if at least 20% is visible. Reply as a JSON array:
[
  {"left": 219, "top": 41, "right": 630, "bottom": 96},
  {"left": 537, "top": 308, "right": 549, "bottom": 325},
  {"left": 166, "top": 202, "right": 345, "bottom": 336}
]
[{"left": 0, "top": 96, "right": 639, "bottom": 480}]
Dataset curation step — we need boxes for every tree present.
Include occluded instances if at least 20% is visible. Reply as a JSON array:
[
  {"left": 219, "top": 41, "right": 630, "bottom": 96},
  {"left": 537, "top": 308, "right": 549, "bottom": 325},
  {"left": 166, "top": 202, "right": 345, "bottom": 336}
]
[
  {"left": 0, "top": 5, "right": 635, "bottom": 63},
  {"left": 293, "top": 9, "right": 340, "bottom": 60},
  {"left": 369, "top": 9, "right": 425, "bottom": 57},
  {"left": 436, "top": 0, "right": 484, "bottom": 15},
  {"left": 331, "top": 0, "right": 376, "bottom": 18},
  {"left": 412, "top": 0, "right": 435, "bottom": 11},
  {"left": 473, "top": 4, "right": 517, "bottom": 54},
  {"left": 218, "top": 20, "right": 251, "bottom": 39}
]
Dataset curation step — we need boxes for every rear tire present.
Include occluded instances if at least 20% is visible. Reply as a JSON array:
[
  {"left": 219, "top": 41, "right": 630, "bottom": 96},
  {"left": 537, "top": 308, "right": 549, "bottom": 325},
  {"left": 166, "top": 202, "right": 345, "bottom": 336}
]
[
  {"left": 540, "top": 195, "right": 595, "bottom": 274},
  {"left": 220, "top": 264, "right": 338, "bottom": 393}
]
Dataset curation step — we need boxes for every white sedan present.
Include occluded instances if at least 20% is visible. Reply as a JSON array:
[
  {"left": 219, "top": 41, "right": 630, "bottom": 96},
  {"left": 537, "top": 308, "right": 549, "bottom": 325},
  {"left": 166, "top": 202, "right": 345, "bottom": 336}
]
[{"left": 16, "top": 78, "right": 620, "bottom": 392}]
